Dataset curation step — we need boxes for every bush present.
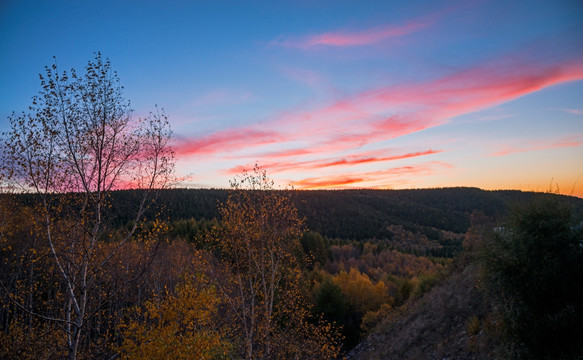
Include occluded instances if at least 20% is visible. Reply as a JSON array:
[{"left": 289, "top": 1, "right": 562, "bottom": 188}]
[{"left": 480, "top": 198, "right": 583, "bottom": 359}]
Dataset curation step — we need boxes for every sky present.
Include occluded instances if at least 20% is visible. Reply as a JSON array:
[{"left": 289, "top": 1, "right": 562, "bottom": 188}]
[{"left": 1, "top": 0, "right": 582, "bottom": 196}]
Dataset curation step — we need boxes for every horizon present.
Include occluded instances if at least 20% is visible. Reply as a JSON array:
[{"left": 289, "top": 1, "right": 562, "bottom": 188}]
[
  {"left": 117, "top": 186, "right": 583, "bottom": 200},
  {"left": 1, "top": 1, "right": 582, "bottom": 196}
]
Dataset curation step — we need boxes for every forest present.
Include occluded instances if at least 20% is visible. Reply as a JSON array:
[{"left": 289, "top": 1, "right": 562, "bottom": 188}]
[
  {"left": 1, "top": 53, "right": 582, "bottom": 360},
  {"left": 2, "top": 185, "right": 582, "bottom": 359}
]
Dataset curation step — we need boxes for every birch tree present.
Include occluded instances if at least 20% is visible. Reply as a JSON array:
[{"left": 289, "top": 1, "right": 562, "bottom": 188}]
[
  {"left": 216, "top": 166, "right": 341, "bottom": 359},
  {"left": 0, "top": 53, "right": 174, "bottom": 360}
]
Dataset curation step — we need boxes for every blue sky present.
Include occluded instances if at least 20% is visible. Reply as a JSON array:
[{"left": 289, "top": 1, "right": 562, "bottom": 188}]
[{"left": 1, "top": 0, "right": 582, "bottom": 195}]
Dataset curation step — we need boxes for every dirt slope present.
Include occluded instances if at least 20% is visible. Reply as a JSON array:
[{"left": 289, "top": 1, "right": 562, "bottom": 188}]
[{"left": 347, "top": 263, "right": 501, "bottom": 360}]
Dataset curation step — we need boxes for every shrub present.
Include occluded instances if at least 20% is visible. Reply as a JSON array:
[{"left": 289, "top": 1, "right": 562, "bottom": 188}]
[{"left": 479, "top": 198, "right": 583, "bottom": 359}]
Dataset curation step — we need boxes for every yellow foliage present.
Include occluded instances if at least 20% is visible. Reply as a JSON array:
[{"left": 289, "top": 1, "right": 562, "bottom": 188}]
[
  {"left": 333, "top": 268, "right": 391, "bottom": 314},
  {"left": 0, "top": 317, "right": 66, "bottom": 359},
  {"left": 214, "top": 166, "right": 341, "bottom": 359},
  {"left": 118, "top": 275, "right": 232, "bottom": 360}
]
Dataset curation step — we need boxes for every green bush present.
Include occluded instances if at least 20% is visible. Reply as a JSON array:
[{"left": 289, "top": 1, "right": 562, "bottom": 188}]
[{"left": 480, "top": 197, "right": 583, "bottom": 359}]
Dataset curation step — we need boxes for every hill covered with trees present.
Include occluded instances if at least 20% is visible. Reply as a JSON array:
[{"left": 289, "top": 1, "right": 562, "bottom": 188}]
[
  {"left": 122, "top": 187, "right": 583, "bottom": 236},
  {"left": 347, "top": 196, "right": 583, "bottom": 360},
  {"left": 112, "top": 187, "right": 583, "bottom": 255},
  {"left": 2, "top": 187, "right": 582, "bottom": 358}
]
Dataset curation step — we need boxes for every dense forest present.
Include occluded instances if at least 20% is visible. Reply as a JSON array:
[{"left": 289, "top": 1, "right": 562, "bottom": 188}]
[
  {"left": 112, "top": 186, "right": 583, "bottom": 258},
  {"left": 2, "top": 187, "right": 582, "bottom": 359},
  {"left": 114, "top": 187, "right": 579, "bottom": 235}
]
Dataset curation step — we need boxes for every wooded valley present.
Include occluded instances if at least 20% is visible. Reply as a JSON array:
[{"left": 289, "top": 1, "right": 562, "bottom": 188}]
[{"left": 2, "top": 186, "right": 582, "bottom": 359}]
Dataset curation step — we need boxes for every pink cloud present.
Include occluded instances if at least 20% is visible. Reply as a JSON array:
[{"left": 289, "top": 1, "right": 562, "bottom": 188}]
[
  {"left": 173, "top": 128, "right": 281, "bottom": 156},
  {"left": 301, "top": 21, "right": 429, "bottom": 48},
  {"left": 256, "top": 148, "right": 316, "bottom": 159},
  {"left": 269, "top": 3, "right": 470, "bottom": 50},
  {"left": 270, "top": 7, "right": 445, "bottom": 50},
  {"left": 490, "top": 136, "right": 583, "bottom": 156},
  {"left": 317, "top": 149, "right": 441, "bottom": 168},
  {"left": 264, "top": 105, "right": 438, "bottom": 157},
  {"left": 175, "top": 49, "right": 583, "bottom": 190},
  {"left": 266, "top": 57, "right": 583, "bottom": 155},
  {"left": 225, "top": 149, "right": 442, "bottom": 175},
  {"left": 549, "top": 107, "right": 583, "bottom": 115},
  {"left": 363, "top": 60, "right": 583, "bottom": 124}
]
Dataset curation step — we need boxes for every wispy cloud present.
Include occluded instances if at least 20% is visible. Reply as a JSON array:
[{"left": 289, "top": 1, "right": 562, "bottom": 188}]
[
  {"left": 175, "top": 48, "right": 583, "bottom": 188},
  {"left": 269, "top": 3, "right": 464, "bottom": 50},
  {"left": 173, "top": 129, "right": 281, "bottom": 156},
  {"left": 279, "top": 66, "right": 326, "bottom": 88},
  {"left": 456, "top": 113, "right": 514, "bottom": 125},
  {"left": 267, "top": 55, "right": 583, "bottom": 154},
  {"left": 548, "top": 107, "right": 583, "bottom": 115},
  {"left": 224, "top": 149, "right": 442, "bottom": 175},
  {"left": 490, "top": 136, "right": 583, "bottom": 156},
  {"left": 272, "top": 21, "right": 430, "bottom": 49},
  {"left": 291, "top": 162, "right": 447, "bottom": 189},
  {"left": 188, "top": 89, "right": 253, "bottom": 108},
  {"left": 177, "top": 55, "right": 583, "bottom": 161}
]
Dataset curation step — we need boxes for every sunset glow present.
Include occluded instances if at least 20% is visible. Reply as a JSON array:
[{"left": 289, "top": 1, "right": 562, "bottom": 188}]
[{"left": 1, "top": 1, "right": 582, "bottom": 196}]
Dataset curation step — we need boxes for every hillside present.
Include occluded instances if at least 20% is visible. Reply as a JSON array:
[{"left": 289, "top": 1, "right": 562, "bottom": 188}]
[
  {"left": 346, "top": 262, "right": 498, "bottom": 360},
  {"left": 114, "top": 187, "right": 583, "bottom": 240},
  {"left": 4, "top": 187, "right": 582, "bottom": 358},
  {"left": 108, "top": 187, "right": 583, "bottom": 261},
  {"left": 347, "top": 195, "right": 583, "bottom": 360}
]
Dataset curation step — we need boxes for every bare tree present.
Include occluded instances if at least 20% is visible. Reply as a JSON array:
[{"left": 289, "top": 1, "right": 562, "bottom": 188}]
[{"left": 0, "top": 53, "right": 174, "bottom": 360}]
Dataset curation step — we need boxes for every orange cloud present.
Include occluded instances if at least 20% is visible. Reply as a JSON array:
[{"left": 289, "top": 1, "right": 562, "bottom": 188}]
[
  {"left": 292, "top": 163, "right": 442, "bottom": 189},
  {"left": 293, "top": 177, "right": 364, "bottom": 188}
]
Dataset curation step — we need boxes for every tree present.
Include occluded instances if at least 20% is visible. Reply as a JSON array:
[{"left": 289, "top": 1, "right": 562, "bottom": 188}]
[
  {"left": 0, "top": 53, "right": 174, "bottom": 360},
  {"left": 479, "top": 197, "right": 583, "bottom": 359},
  {"left": 119, "top": 273, "right": 233, "bottom": 360},
  {"left": 313, "top": 277, "right": 348, "bottom": 326},
  {"left": 329, "top": 268, "right": 391, "bottom": 349},
  {"left": 300, "top": 231, "right": 330, "bottom": 268},
  {"left": 215, "top": 166, "right": 341, "bottom": 359},
  {"left": 333, "top": 268, "right": 390, "bottom": 315}
]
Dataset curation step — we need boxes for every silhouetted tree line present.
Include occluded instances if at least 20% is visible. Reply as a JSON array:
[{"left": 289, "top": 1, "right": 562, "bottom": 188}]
[{"left": 101, "top": 187, "right": 583, "bottom": 255}]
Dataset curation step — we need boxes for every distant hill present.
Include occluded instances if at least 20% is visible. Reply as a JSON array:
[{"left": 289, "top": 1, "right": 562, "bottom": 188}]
[
  {"left": 111, "top": 187, "right": 583, "bottom": 240},
  {"left": 14, "top": 187, "right": 582, "bottom": 245}
]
